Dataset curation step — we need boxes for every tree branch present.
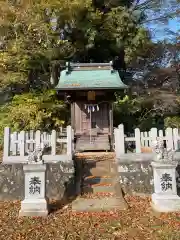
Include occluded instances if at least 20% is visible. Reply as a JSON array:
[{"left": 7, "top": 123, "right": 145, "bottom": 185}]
[
  {"left": 135, "top": 0, "right": 159, "bottom": 10},
  {"left": 141, "top": 10, "right": 179, "bottom": 23}
]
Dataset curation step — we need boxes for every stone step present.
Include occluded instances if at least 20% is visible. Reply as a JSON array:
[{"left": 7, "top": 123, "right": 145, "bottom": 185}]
[
  {"left": 75, "top": 152, "right": 115, "bottom": 160},
  {"left": 75, "top": 153, "right": 120, "bottom": 201},
  {"left": 84, "top": 176, "right": 112, "bottom": 185},
  {"left": 76, "top": 141, "right": 110, "bottom": 144},
  {"left": 83, "top": 184, "right": 115, "bottom": 194},
  {"left": 77, "top": 135, "right": 109, "bottom": 139},
  {"left": 72, "top": 197, "right": 127, "bottom": 212},
  {"left": 77, "top": 136, "right": 109, "bottom": 141},
  {"left": 84, "top": 159, "right": 114, "bottom": 167},
  {"left": 84, "top": 163, "right": 114, "bottom": 175},
  {"left": 83, "top": 163, "right": 114, "bottom": 177},
  {"left": 76, "top": 136, "right": 110, "bottom": 151},
  {"left": 76, "top": 145, "right": 110, "bottom": 150},
  {"left": 76, "top": 146, "right": 110, "bottom": 151},
  {"left": 85, "top": 168, "right": 114, "bottom": 177},
  {"left": 77, "top": 137, "right": 109, "bottom": 141},
  {"left": 77, "top": 136, "right": 109, "bottom": 139},
  {"left": 76, "top": 141, "right": 110, "bottom": 145},
  {"left": 82, "top": 192, "right": 116, "bottom": 198},
  {"left": 76, "top": 142, "right": 109, "bottom": 146},
  {"left": 77, "top": 138, "right": 109, "bottom": 141}
]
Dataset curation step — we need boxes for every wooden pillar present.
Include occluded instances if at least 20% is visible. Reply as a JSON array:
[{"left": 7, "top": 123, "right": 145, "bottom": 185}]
[{"left": 109, "top": 102, "right": 113, "bottom": 151}]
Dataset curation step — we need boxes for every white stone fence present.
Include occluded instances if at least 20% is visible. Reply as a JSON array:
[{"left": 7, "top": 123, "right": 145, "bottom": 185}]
[
  {"left": 3, "top": 126, "right": 74, "bottom": 164},
  {"left": 114, "top": 124, "right": 180, "bottom": 157}
]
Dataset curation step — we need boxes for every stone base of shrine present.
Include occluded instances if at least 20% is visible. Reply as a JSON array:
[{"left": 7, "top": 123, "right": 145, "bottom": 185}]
[
  {"left": 19, "top": 198, "right": 49, "bottom": 217},
  {"left": 151, "top": 193, "right": 180, "bottom": 212}
]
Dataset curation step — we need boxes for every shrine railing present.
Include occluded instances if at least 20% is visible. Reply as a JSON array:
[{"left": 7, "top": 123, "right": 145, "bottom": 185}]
[
  {"left": 3, "top": 126, "right": 74, "bottom": 164},
  {"left": 114, "top": 124, "right": 180, "bottom": 161}
]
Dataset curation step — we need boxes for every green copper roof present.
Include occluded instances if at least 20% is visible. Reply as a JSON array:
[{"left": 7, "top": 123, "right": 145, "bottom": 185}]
[{"left": 55, "top": 62, "right": 128, "bottom": 90}]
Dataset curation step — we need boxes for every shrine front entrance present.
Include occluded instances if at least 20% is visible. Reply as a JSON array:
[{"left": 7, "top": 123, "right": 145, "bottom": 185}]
[
  {"left": 73, "top": 102, "right": 112, "bottom": 151},
  {"left": 74, "top": 102, "right": 109, "bottom": 135}
]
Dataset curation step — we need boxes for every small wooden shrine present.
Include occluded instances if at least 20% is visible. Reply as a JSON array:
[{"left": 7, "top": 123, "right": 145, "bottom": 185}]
[{"left": 55, "top": 62, "right": 128, "bottom": 151}]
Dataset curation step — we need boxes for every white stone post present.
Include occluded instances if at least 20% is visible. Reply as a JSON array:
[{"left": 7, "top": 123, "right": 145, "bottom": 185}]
[
  {"left": 19, "top": 164, "right": 48, "bottom": 217},
  {"left": 19, "top": 144, "right": 49, "bottom": 217},
  {"left": 114, "top": 124, "right": 125, "bottom": 158},
  {"left": 151, "top": 138, "right": 180, "bottom": 212},
  {"left": 67, "top": 125, "right": 73, "bottom": 156},
  {"left": 135, "top": 128, "right": 141, "bottom": 153}
]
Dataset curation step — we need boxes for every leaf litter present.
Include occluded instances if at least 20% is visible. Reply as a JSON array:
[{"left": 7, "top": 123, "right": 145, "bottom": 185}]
[{"left": 0, "top": 196, "right": 179, "bottom": 240}]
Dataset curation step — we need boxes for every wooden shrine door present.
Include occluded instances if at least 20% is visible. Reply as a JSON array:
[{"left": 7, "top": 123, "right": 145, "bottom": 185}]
[{"left": 74, "top": 102, "right": 109, "bottom": 135}]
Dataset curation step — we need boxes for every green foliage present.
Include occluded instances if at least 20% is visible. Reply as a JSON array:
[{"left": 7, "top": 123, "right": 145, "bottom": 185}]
[
  {"left": 113, "top": 94, "right": 142, "bottom": 131},
  {"left": 0, "top": 90, "right": 69, "bottom": 143},
  {"left": 0, "top": 0, "right": 151, "bottom": 89},
  {"left": 164, "top": 97, "right": 180, "bottom": 128},
  {"left": 113, "top": 94, "right": 166, "bottom": 132},
  {"left": 0, "top": 0, "right": 152, "bottom": 139},
  {"left": 165, "top": 116, "right": 180, "bottom": 128}
]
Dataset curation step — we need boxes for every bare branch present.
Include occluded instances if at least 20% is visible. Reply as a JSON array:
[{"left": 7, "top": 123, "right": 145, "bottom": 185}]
[{"left": 142, "top": 10, "right": 179, "bottom": 23}]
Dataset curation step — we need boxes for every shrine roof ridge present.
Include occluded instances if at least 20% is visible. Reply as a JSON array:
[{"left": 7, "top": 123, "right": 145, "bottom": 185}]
[
  {"left": 66, "top": 62, "right": 113, "bottom": 68},
  {"left": 55, "top": 61, "right": 129, "bottom": 90},
  {"left": 65, "top": 62, "right": 142, "bottom": 73}
]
